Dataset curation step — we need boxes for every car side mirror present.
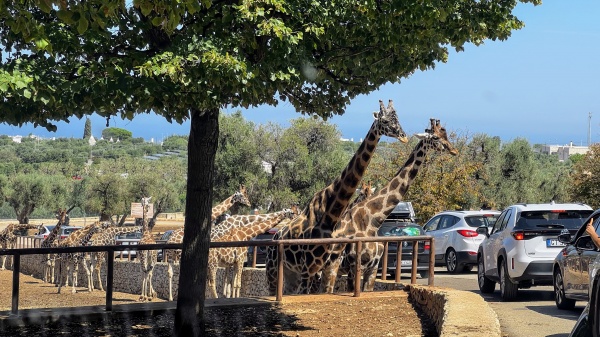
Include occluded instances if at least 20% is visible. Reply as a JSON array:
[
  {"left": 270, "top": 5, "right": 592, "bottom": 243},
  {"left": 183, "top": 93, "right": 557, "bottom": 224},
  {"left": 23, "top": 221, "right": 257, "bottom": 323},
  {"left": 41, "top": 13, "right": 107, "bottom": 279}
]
[
  {"left": 576, "top": 236, "right": 598, "bottom": 251},
  {"left": 557, "top": 232, "right": 572, "bottom": 244},
  {"left": 476, "top": 225, "right": 489, "bottom": 237}
]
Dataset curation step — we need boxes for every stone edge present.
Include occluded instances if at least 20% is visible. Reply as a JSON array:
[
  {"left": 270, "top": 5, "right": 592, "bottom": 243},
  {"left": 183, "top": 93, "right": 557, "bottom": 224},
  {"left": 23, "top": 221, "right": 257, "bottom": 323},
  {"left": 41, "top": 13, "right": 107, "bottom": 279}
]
[{"left": 406, "top": 284, "right": 502, "bottom": 337}]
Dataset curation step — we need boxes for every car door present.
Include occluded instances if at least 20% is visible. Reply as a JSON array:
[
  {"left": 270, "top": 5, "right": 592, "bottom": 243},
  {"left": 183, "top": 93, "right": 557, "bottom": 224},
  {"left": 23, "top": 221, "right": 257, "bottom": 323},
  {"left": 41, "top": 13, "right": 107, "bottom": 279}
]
[
  {"left": 481, "top": 209, "right": 512, "bottom": 279},
  {"left": 423, "top": 216, "right": 443, "bottom": 262},
  {"left": 436, "top": 215, "right": 458, "bottom": 256},
  {"left": 578, "top": 216, "right": 600, "bottom": 298}
]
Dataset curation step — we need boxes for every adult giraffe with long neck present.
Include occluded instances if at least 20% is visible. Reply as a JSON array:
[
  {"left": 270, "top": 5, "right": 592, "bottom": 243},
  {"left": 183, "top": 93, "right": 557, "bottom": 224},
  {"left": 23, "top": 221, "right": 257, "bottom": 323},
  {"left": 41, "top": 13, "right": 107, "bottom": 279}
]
[
  {"left": 323, "top": 118, "right": 458, "bottom": 293},
  {"left": 211, "top": 185, "right": 251, "bottom": 221},
  {"left": 40, "top": 208, "right": 69, "bottom": 283},
  {"left": 265, "top": 99, "right": 408, "bottom": 295}
]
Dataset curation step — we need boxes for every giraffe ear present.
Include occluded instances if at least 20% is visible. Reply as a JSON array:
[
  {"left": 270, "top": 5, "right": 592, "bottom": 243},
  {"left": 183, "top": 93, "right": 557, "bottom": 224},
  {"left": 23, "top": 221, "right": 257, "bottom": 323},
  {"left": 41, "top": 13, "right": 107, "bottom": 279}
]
[{"left": 372, "top": 111, "right": 379, "bottom": 120}]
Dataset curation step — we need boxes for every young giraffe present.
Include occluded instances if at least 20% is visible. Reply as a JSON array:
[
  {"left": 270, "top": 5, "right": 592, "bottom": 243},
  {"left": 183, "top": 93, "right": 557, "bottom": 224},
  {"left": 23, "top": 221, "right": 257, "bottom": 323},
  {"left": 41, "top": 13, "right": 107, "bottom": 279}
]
[
  {"left": 265, "top": 99, "right": 408, "bottom": 295},
  {"left": 40, "top": 208, "right": 69, "bottom": 283},
  {"left": 323, "top": 119, "right": 458, "bottom": 293},
  {"left": 56, "top": 221, "right": 111, "bottom": 294},
  {"left": 0, "top": 223, "right": 42, "bottom": 270},
  {"left": 137, "top": 197, "right": 158, "bottom": 301},
  {"left": 163, "top": 209, "right": 290, "bottom": 301},
  {"left": 207, "top": 207, "right": 298, "bottom": 299},
  {"left": 163, "top": 187, "right": 252, "bottom": 301},
  {"left": 210, "top": 184, "right": 251, "bottom": 221},
  {"left": 85, "top": 225, "right": 142, "bottom": 291}
]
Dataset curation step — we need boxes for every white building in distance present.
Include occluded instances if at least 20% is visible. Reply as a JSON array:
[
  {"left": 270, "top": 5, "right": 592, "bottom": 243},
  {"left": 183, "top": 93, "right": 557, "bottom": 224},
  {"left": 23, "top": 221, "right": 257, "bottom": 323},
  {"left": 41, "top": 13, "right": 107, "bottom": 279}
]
[{"left": 540, "top": 142, "right": 589, "bottom": 161}]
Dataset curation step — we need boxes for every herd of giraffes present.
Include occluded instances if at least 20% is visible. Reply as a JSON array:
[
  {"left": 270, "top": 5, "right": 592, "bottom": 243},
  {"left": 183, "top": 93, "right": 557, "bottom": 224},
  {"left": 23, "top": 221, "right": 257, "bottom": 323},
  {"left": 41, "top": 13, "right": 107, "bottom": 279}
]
[{"left": 0, "top": 99, "right": 459, "bottom": 300}]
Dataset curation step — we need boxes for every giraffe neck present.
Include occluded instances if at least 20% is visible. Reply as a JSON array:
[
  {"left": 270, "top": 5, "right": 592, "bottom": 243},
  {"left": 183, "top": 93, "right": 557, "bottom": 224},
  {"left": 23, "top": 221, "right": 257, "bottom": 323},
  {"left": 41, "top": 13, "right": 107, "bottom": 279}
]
[
  {"left": 42, "top": 219, "right": 67, "bottom": 246},
  {"left": 336, "top": 139, "right": 430, "bottom": 233},
  {"left": 63, "top": 222, "right": 97, "bottom": 246},
  {"left": 211, "top": 196, "right": 234, "bottom": 220},
  {"left": 317, "top": 122, "right": 383, "bottom": 229},
  {"left": 211, "top": 212, "right": 284, "bottom": 240},
  {"left": 220, "top": 213, "right": 289, "bottom": 242}
]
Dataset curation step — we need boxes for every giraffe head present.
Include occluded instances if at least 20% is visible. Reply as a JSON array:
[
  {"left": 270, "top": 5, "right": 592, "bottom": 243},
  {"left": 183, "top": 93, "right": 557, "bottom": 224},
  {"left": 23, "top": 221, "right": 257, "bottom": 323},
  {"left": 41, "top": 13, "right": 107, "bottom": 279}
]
[
  {"left": 55, "top": 208, "right": 69, "bottom": 225},
  {"left": 415, "top": 118, "right": 459, "bottom": 156},
  {"left": 360, "top": 180, "right": 373, "bottom": 199},
  {"left": 231, "top": 184, "right": 251, "bottom": 207},
  {"left": 373, "top": 100, "right": 408, "bottom": 143}
]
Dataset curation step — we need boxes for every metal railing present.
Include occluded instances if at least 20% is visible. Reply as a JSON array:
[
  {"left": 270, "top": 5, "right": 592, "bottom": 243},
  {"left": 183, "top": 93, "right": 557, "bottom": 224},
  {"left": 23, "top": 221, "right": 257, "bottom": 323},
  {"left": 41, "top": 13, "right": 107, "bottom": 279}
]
[{"left": 1, "top": 235, "right": 434, "bottom": 315}]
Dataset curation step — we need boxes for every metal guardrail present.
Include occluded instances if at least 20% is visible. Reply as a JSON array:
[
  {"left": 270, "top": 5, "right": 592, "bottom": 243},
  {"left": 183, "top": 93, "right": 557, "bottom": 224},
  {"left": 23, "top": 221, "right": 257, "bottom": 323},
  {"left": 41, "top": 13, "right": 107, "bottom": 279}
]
[{"left": 1, "top": 235, "right": 434, "bottom": 315}]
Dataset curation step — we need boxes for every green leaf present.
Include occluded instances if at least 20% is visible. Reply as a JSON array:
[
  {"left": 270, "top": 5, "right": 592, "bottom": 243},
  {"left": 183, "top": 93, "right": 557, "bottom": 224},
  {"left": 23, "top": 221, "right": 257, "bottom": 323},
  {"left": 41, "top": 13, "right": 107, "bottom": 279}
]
[
  {"left": 23, "top": 89, "right": 31, "bottom": 99},
  {"left": 152, "top": 17, "right": 163, "bottom": 26},
  {"left": 77, "top": 17, "right": 89, "bottom": 35}
]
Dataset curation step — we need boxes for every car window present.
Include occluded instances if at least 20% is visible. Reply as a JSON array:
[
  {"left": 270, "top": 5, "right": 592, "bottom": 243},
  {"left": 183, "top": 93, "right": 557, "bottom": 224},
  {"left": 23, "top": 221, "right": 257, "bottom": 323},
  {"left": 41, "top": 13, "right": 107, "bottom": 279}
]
[
  {"left": 423, "top": 216, "right": 441, "bottom": 231},
  {"left": 514, "top": 210, "right": 593, "bottom": 230},
  {"left": 498, "top": 209, "right": 513, "bottom": 232},
  {"left": 438, "top": 216, "right": 457, "bottom": 230},
  {"left": 464, "top": 215, "right": 499, "bottom": 228},
  {"left": 490, "top": 210, "right": 509, "bottom": 235},
  {"left": 62, "top": 227, "right": 80, "bottom": 235}
]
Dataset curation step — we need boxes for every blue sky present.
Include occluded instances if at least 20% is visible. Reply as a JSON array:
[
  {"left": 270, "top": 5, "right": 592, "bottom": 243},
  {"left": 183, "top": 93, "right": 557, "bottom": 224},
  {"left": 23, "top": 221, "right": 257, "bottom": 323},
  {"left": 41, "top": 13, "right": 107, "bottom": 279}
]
[{"left": 1, "top": 1, "right": 598, "bottom": 145}]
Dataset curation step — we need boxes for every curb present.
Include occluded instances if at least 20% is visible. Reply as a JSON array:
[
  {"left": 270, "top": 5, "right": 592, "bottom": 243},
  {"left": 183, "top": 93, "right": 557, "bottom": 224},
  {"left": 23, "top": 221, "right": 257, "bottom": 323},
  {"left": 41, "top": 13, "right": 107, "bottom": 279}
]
[{"left": 407, "top": 284, "right": 502, "bottom": 336}]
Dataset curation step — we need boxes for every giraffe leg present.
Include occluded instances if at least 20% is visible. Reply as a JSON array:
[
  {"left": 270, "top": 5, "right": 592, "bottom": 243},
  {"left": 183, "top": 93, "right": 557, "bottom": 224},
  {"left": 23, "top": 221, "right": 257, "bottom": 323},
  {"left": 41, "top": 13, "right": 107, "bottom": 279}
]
[
  {"left": 233, "top": 258, "right": 245, "bottom": 298},
  {"left": 57, "top": 259, "right": 64, "bottom": 294},
  {"left": 207, "top": 266, "right": 218, "bottom": 299},
  {"left": 0, "top": 255, "right": 7, "bottom": 270},
  {"left": 95, "top": 253, "right": 104, "bottom": 292},
  {"left": 265, "top": 246, "right": 278, "bottom": 296},
  {"left": 167, "top": 260, "right": 174, "bottom": 301},
  {"left": 223, "top": 266, "right": 232, "bottom": 298},
  {"left": 323, "top": 257, "right": 343, "bottom": 294},
  {"left": 71, "top": 260, "right": 78, "bottom": 294},
  {"left": 83, "top": 254, "right": 93, "bottom": 292},
  {"left": 148, "top": 252, "right": 157, "bottom": 300}
]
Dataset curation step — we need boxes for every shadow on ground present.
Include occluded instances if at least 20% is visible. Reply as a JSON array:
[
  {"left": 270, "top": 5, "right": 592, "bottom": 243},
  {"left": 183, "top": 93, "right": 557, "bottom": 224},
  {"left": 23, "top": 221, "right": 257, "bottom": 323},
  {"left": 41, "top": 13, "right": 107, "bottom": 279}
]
[{"left": 0, "top": 303, "right": 310, "bottom": 337}]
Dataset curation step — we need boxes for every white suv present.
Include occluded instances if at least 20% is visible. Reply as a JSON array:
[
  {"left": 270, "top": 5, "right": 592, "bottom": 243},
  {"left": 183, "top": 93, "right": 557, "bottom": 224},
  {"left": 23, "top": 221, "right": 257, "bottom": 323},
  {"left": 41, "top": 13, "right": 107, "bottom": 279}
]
[
  {"left": 423, "top": 210, "right": 500, "bottom": 274},
  {"left": 477, "top": 202, "right": 593, "bottom": 301}
]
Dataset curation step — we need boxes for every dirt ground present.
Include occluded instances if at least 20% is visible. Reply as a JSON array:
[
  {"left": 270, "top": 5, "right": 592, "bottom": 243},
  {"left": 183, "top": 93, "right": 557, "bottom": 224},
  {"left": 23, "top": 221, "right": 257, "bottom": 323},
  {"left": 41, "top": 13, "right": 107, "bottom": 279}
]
[{"left": 0, "top": 219, "right": 435, "bottom": 336}]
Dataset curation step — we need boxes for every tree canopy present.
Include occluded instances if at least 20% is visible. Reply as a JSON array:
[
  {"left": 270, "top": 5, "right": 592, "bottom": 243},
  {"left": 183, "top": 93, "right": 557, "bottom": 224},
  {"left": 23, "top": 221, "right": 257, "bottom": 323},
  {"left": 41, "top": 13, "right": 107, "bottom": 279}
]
[{"left": 0, "top": 0, "right": 541, "bottom": 334}]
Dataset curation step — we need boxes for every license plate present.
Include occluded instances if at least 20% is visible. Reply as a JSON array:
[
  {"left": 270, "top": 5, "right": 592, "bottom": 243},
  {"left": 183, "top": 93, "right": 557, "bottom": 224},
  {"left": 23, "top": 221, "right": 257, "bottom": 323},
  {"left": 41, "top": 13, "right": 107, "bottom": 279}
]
[
  {"left": 400, "top": 260, "right": 412, "bottom": 266},
  {"left": 547, "top": 239, "right": 565, "bottom": 247}
]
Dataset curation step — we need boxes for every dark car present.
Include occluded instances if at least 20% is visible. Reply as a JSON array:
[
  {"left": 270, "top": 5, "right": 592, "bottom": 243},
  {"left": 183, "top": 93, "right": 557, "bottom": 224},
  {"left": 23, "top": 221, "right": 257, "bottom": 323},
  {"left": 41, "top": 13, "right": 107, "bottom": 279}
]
[
  {"left": 553, "top": 208, "right": 600, "bottom": 310},
  {"left": 115, "top": 231, "right": 142, "bottom": 259},
  {"left": 156, "top": 230, "right": 174, "bottom": 262},
  {"left": 245, "top": 227, "right": 279, "bottom": 267},
  {"left": 377, "top": 221, "right": 430, "bottom": 278}
]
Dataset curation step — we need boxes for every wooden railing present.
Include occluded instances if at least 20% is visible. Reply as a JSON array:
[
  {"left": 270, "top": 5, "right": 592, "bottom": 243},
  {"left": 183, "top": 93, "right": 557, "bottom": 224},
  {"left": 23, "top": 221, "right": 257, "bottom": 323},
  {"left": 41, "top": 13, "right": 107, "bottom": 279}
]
[{"left": 1, "top": 235, "right": 434, "bottom": 315}]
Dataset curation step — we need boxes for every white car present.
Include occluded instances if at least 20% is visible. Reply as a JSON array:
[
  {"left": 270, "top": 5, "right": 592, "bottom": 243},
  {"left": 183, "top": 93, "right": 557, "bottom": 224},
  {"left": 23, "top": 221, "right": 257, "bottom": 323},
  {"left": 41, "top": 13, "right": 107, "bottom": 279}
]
[
  {"left": 423, "top": 210, "right": 500, "bottom": 273},
  {"left": 477, "top": 202, "right": 593, "bottom": 301}
]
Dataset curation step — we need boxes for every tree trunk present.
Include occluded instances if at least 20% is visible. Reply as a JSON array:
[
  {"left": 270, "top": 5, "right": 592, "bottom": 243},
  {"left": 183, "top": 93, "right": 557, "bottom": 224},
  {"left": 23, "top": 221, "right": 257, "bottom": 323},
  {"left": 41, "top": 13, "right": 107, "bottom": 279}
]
[{"left": 175, "top": 107, "right": 218, "bottom": 336}]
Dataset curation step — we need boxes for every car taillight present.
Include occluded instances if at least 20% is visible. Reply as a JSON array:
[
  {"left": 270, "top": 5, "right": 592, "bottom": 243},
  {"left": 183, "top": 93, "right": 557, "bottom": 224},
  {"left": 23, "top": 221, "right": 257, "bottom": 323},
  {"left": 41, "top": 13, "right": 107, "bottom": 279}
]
[
  {"left": 423, "top": 242, "right": 430, "bottom": 251},
  {"left": 457, "top": 230, "right": 478, "bottom": 237},
  {"left": 43, "top": 235, "right": 48, "bottom": 239},
  {"left": 512, "top": 231, "right": 525, "bottom": 240}
]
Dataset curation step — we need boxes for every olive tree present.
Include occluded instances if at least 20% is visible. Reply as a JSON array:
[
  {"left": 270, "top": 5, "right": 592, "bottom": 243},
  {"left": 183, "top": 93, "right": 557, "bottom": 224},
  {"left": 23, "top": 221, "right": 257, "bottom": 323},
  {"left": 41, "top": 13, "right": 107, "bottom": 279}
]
[{"left": 0, "top": 0, "right": 541, "bottom": 334}]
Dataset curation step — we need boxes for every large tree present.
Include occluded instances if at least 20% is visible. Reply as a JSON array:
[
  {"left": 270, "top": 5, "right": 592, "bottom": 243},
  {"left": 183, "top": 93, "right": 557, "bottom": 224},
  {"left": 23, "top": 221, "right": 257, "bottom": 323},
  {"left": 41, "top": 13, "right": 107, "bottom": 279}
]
[{"left": 0, "top": 0, "right": 540, "bottom": 334}]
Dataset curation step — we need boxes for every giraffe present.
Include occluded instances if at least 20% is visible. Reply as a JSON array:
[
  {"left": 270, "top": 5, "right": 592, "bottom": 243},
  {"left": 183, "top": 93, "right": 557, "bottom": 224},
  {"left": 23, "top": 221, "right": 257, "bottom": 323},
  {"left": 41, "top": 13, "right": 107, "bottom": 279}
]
[
  {"left": 85, "top": 225, "right": 143, "bottom": 291},
  {"left": 211, "top": 184, "right": 251, "bottom": 221},
  {"left": 265, "top": 99, "right": 408, "bottom": 295},
  {"left": 40, "top": 208, "right": 69, "bottom": 283},
  {"left": 56, "top": 221, "right": 111, "bottom": 294},
  {"left": 137, "top": 197, "right": 157, "bottom": 301},
  {"left": 207, "top": 207, "right": 298, "bottom": 299},
  {"left": 323, "top": 118, "right": 458, "bottom": 293},
  {"left": 163, "top": 208, "right": 294, "bottom": 301},
  {"left": 0, "top": 223, "right": 42, "bottom": 270}
]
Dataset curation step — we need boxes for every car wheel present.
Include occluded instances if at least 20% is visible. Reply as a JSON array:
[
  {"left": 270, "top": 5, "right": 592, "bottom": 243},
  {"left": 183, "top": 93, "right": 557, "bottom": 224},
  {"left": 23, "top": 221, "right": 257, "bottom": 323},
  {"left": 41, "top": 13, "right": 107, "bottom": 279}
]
[
  {"left": 500, "top": 260, "right": 518, "bottom": 301},
  {"left": 478, "top": 255, "right": 495, "bottom": 294},
  {"left": 445, "top": 249, "right": 461, "bottom": 274},
  {"left": 554, "top": 269, "right": 576, "bottom": 310}
]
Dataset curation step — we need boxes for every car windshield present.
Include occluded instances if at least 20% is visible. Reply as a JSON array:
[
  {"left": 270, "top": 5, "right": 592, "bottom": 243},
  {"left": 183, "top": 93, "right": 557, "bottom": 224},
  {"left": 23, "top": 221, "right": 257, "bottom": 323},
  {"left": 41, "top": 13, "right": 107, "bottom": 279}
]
[
  {"left": 515, "top": 210, "right": 594, "bottom": 230},
  {"left": 118, "top": 232, "right": 141, "bottom": 239},
  {"left": 62, "top": 228, "right": 80, "bottom": 235},
  {"left": 384, "top": 226, "right": 424, "bottom": 236},
  {"left": 39, "top": 225, "right": 55, "bottom": 235},
  {"left": 464, "top": 215, "right": 499, "bottom": 228}
]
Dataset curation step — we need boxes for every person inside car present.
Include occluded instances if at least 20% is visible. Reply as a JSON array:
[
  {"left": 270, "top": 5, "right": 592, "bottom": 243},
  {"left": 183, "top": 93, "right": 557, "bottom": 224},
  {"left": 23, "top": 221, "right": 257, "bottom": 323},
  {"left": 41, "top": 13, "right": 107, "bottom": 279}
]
[{"left": 585, "top": 217, "right": 600, "bottom": 248}]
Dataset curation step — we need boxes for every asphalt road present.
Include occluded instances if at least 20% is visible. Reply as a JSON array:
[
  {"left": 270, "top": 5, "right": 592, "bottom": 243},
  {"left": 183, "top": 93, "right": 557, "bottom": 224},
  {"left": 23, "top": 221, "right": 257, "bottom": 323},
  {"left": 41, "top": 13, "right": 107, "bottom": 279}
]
[{"left": 417, "top": 267, "right": 584, "bottom": 337}]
